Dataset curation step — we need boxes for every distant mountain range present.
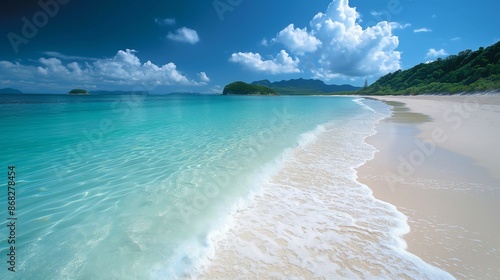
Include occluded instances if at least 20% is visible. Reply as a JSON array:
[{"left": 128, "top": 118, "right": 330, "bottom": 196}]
[
  {"left": 251, "top": 78, "right": 361, "bottom": 95},
  {"left": 0, "top": 89, "right": 151, "bottom": 95},
  {"left": 89, "top": 90, "right": 150, "bottom": 95},
  {"left": 0, "top": 88, "right": 23, "bottom": 94}
]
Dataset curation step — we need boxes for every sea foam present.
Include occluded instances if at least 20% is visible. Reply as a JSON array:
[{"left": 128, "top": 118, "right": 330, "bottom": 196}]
[{"left": 197, "top": 98, "right": 454, "bottom": 279}]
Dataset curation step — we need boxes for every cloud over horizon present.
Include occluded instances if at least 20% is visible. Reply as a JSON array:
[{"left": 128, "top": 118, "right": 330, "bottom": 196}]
[
  {"left": 0, "top": 49, "right": 205, "bottom": 92},
  {"left": 198, "top": 72, "right": 210, "bottom": 83},
  {"left": 230, "top": 50, "right": 300, "bottom": 74},
  {"left": 230, "top": 0, "right": 402, "bottom": 79},
  {"left": 426, "top": 48, "right": 448, "bottom": 59}
]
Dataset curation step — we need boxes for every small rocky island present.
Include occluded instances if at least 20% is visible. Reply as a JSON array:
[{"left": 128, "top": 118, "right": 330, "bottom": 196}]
[
  {"left": 223, "top": 81, "right": 278, "bottom": 95},
  {"left": 68, "top": 89, "right": 89, "bottom": 95}
]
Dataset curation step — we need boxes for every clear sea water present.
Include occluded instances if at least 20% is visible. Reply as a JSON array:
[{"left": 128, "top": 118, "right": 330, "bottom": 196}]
[{"left": 0, "top": 94, "right": 453, "bottom": 279}]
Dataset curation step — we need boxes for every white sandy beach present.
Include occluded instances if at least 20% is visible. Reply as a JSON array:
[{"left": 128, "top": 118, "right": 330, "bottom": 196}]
[
  {"left": 359, "top": 94, "right": 500, "bottom": 279},
  {"left": 196, "top": 94, "right": 500, "bottom": 279}
]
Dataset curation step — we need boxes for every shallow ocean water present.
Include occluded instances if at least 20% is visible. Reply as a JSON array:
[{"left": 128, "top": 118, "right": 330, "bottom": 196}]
[{"left": 0, "top": 94, "right": 452, "bottom": 279}]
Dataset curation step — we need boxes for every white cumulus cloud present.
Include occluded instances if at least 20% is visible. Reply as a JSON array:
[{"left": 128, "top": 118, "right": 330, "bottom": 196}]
[
  {"left": 230, "top": 50, "right": 300, "bottom": 74},
  {"left": 167, "top": 27, "right": 200, "bottom": 44},
  {"left": 391, "top": 23, "right": 411, "bottom": 30},
  {"left": 275, "top": 24, "right": 322, "bottom": 55},
  {"left": 308, "top": 0, "right": 401, "bottom": 77},
  {"left": 426, "top": 48, "right": 448, "bottom": 59},
  {"left": 370, "top": 11, "right": 384, "bottom": 17},
  {"left": 231, "top": 0, "right": 402, "bottom": 79},
  {"left": 198, "top": 72, "right": 210, "bottom": 83},
  {"left": 155, "top": 18, "right": 176, "bottom": 26},
  {"left": 414, "top": 28, "right": 432, "bottom": 33},
  {"left": 0, "top": 49, "right": 203, "bottom": 91}
]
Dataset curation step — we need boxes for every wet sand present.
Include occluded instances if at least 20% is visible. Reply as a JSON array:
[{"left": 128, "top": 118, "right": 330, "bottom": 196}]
[{"left": 358, "top": 94, "right": 500, "bottom": 279}]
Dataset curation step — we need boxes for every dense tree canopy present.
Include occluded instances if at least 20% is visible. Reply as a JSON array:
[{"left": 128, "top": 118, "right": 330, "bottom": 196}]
[
  {"left": 68, "top": 89, "right": 89, "bottom": 94},
  {"left": 360, "top": 41, "right": 500, "bottom": 95},
  {"left": 223, "top": 82, "right": 279, "bottom": 95}
]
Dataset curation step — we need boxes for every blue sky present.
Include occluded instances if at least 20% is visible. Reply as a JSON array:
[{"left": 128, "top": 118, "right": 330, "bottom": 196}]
[{"left": 0, "top": 0, "right": 498, "bottom": 94}]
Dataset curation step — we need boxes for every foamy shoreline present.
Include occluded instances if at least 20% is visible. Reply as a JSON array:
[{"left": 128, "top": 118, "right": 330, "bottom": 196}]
[
  {"left": 358, "top": 94, "right": 500, "bottom": 279},
  {"left": 197, "top": 98, "right": 454, "bottom": 279}
]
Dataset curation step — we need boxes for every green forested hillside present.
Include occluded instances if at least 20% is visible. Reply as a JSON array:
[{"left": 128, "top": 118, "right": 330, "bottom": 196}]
[
  {"left": 222, "top": 81, "right": 278, "bottom": 95},
  {"left": 68, "top": 89, "right": 89, "bottom": 95},
  {"left": 360, "top": 41, "right": 500, "bottom": 95}
]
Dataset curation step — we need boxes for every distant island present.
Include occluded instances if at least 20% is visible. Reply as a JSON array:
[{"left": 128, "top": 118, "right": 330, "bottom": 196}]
[
  {"left": 67, "top": 89, "right": 150, "bottom": 95},
  {"left": 68, "top": 89, "right": 89, "bottom": 95},
  {"left": 222, "top": 79, "right": 360, "bottom": 96},
  {"left": 0, "top": 88, "right": 23, "bottom": 94},
  {"left": 252, "top": 78, "right": 361, "bottom": 95},
  {"left": 223, "top": 81, "right": 278, "bottom": 95},
  {"left": 360, "top": 41, "right": 500, "bottom": 95}
]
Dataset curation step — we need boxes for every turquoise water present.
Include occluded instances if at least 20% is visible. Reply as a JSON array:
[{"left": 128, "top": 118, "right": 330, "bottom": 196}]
[{"left": 0, "top": 94, "right": 452, "bottom": 279}]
